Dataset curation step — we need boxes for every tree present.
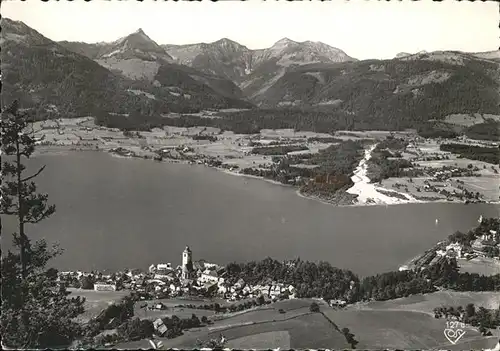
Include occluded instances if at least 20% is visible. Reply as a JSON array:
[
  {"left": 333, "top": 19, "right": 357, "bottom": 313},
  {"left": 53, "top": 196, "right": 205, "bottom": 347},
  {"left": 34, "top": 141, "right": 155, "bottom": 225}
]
[
  {"left": 309, "top": 302, "right": 320, "bottom": 313},
  {"left": 465, "top": 303, "right": 476, "bottom": 318},
  {"left": 117, "top": 317, "right": 154, "bottom": 341},
  {"left": 341, "top": 327, "right": 359, "bottom": 349},
  {"left": 80, "top": 275, "right": 95, "bottom": 290},
  {"left": 1, "top": 101, "right": 86, "bottom": 349}
]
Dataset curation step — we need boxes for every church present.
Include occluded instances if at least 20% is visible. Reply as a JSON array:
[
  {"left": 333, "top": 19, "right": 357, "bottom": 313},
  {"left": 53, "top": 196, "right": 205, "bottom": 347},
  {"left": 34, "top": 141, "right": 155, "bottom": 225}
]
[{"left": 181, "top": 246, "right": 194, "bottom": 280}]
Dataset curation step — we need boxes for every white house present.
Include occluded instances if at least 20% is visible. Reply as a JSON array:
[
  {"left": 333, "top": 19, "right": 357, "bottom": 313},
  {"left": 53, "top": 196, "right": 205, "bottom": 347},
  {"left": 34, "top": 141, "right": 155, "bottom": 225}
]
[
  {"left": 199, "top": 271, "right": 219, "bottom": 284},
  {"left": 218, "top": 284, "right": 228, "bottom": 295},
  {"left": 153, "top": 318, "right": 168, "bottom": 336},
  {"left": 445, "top": 242, "right": 463, "bottom": 258},
  {"left": 157, "top": 263, "right": 172, "bottom": 270},
  {"left": 94, "top": 283, "right": 117, "bottom": 291}
]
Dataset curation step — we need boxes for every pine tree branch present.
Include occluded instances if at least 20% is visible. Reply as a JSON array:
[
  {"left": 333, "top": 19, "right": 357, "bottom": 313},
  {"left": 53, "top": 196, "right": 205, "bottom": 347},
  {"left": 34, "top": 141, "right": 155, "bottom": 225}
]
[{"left": 21, "top": 166, "right": 46, "bottom": 183}]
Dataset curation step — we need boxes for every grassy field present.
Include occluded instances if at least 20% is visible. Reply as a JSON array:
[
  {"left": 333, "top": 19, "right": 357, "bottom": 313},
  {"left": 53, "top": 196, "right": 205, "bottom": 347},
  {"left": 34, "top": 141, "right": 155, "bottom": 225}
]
[
  {"left": 134, "top": 306, "right": 216, "bottom": 321},
  {"left": 455, "top": 176, "right": 500, "bottom": 202},
  {"left": 114, "top": 294, "right": 499, "bottom": 349},
  {"left": 323, "top": 309, "right": 482, "bottom": 349},
  {"left": 447, "top": 335, "right": 500, "bottom": 350},
  {"left": 226, "top": 331, "right": 290, "bottom": 349},
  {"left": 68, "top": 288, "right": 130, "bottom": 323},
  {"left": 115, "top": 299, "right": 347, "bottom": 349},
  {"left": 349, "top": 291, "right": 500, "bottom": 313},
  {"left": 458, "top": 257, "right": 500, "bottom": 276},
  {"left": 207, "top": 312, "right": 348, "bottom": 349},
  {"left": 316, "top": 291, "right": 500, "bottom": 348}
]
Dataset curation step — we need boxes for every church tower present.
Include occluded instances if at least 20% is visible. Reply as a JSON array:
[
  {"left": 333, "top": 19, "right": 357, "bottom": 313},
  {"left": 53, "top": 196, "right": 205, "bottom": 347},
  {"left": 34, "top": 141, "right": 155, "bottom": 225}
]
[{"left": 181, "top": 246, "right": 193, "bottom": 280}]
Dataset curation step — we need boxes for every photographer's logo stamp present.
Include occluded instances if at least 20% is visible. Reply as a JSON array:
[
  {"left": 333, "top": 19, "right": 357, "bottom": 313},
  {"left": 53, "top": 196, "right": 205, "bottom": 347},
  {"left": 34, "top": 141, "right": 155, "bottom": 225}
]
[{"left": 444, "top": 321, "right": 466, "bottom": 345}]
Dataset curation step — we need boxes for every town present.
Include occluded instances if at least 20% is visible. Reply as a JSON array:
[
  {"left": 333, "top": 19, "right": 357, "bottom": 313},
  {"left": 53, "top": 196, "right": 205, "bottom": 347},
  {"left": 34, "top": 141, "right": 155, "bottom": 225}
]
[
  {"left": 58, "top": 246, "right": 304, "bottom": 307},
  {"left": 400, "top": 216, "right": 500, "bottom": 274}
]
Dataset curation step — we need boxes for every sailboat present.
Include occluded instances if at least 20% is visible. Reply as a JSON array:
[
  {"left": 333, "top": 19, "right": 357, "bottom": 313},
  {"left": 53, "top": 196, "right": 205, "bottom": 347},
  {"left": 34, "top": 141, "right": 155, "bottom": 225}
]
[
  {"left": 478, "top": 215, "right": 483, "bottom": 223},
  {"left": 435, "top": 218, "right": 439, "bottom": 225}
]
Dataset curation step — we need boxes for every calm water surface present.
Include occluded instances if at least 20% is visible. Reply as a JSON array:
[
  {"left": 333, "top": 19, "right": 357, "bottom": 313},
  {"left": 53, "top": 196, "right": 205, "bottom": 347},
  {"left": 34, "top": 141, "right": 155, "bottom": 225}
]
[{"left": 3, "top": 151, "right": 499, "bottom": 276}]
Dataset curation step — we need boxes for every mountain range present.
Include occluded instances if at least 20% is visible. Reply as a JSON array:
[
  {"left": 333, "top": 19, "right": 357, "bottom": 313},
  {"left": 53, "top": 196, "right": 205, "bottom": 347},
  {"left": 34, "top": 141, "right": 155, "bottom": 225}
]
[{"left": 2, "top": 17, "right": 500, "bottom": 131}]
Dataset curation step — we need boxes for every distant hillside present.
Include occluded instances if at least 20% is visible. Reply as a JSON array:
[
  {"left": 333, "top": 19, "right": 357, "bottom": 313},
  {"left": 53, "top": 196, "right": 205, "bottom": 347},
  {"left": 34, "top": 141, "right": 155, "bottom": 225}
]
[
  {"left": 253, "top": 51, "right": 500, "bottom": 130},
  {"left": 470, "top": 50, "right": 500, "bottom": 63},
  {"left": 163, "top": 37, "right": 356, "bottom": 98},
  {"left": 164, "top": 38, "right": 254, "bottom": 83},
  {"left": 59, "top": 31, "right": 248, "bottom": 102},
  {"left": 1, "top": 18, "right": 252, "bottom": 120}
]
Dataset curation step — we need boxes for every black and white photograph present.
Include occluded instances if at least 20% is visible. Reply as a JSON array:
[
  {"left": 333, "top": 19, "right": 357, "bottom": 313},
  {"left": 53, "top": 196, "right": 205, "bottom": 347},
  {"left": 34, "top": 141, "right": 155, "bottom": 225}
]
[{"left": 1, "top": 0, "right": 499, "bottom": 349}]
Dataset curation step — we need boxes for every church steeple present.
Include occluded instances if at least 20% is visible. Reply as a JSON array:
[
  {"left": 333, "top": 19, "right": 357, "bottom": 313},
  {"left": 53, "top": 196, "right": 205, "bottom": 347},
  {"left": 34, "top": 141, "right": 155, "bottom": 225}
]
[{"left": 181, "top": 246, "right": 193, "bottom": 280}]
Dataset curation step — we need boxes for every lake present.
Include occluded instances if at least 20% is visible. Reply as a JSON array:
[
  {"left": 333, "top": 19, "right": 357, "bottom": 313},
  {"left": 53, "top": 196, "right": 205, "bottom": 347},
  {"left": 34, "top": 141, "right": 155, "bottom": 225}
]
[{"left": 2, "top": 151, "right": 499, "bottom": 277}]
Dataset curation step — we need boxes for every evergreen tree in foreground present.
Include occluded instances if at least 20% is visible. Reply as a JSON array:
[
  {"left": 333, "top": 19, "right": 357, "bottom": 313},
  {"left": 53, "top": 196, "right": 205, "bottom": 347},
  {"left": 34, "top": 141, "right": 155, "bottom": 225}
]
[{"left": 1, "top": 101, "right": 86, "bottom": 349}]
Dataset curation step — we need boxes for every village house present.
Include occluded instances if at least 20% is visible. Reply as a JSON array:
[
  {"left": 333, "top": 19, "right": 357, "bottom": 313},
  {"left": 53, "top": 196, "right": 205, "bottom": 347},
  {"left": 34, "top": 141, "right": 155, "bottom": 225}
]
[
  {"left": 94, "top": 282, "right": 117, "bottom": 291},
  {"left": 153, "top": 318, "right": 168, "bottom": 336},
  {"left": 154, "top": 268, "right": 175, "bottom": 282},
  {"left": 199, "top": 269, "right": 220, "bottom": 284}
]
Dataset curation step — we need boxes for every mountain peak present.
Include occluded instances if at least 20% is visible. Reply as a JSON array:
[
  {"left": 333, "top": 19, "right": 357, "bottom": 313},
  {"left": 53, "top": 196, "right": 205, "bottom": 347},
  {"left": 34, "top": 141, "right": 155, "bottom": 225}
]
[
  {"left": 211, "top": 37, "right": 248, "bottom": 51},
  {"left": 100, "top": 27, "right": 173, "bottom": 62},
  {"left": 215, "top": 37, "right": 234, "bottom": 44},
  {"left": 273, "top": 38, "right": 296, "bottom": 46}
]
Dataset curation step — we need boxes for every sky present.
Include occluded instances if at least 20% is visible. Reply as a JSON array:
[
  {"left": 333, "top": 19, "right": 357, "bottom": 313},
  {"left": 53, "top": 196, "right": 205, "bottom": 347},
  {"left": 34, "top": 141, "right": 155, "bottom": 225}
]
[{"left": 2, "top": 0, "right": 498, "bottom": 60}]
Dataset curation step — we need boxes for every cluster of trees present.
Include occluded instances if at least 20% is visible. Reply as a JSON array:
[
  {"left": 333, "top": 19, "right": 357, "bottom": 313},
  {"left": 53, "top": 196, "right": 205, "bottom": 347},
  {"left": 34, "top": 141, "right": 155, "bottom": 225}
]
[
  {"left": 307, "top": 136, "right": 343, "bottom": 143},
  {"left": 447, "top": 217, "right": 500, "bottom": 247},
  {"left": 309, "top": 140, "right": 366, "bottom": 177},
  {"left": 192, "top": 134, "right": 217, "bottom": 142},
  {"left": 95, "top": 108, "right": 355, "bottom": 135},
  {"left": 225, "top": 258, "right": 359, "bottom": 302},
  {"left": 423, "top": 258, "right": 500, "bottom": 291},
  {"left": 440, "top": 143, "right": 500, "bottom": 165},
  {"left": 177, "top": 296, "right": 268, "bottom": 314},
  {"left": 243, "top": 140, "right": 364, "bottom": 191},
  {"left": 1, "top": 102, "right": 87, "bottom": 349},
  {"left": 159, "top": 314, "right": 203, "bottom": 339},
  {"left": 377, "top": 136, "right": 408, "bottom": 150},
  {"left": 417, "top": 124, "right": 459, "bottom": 139},
  {"left": 465, "top": 120, "right": 500, "bottom": 141},
  {"left": 251, "top": 144, "right": 309, "bottom": 156},
  {"left": 368, "top": 151, "right": 415, "bottom": 182},
  {"left": 116, "top": 318, "right": 154, "bottom": 342},
  {"left": 366, "top": 137, "right": 425, "bottom": 182},
  {"left": 434, "top": 304, "right": 500, "bottom": 336},
  {"left": 298, "top": 140, "right": 366, "bottom": 201},
  {"left": 357, "top": 270, "right": 436, "bottom": 301}
]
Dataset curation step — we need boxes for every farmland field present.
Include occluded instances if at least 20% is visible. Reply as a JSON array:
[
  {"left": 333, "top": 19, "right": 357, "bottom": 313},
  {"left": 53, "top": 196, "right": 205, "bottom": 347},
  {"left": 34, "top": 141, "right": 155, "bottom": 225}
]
[
  {"left": 323, "top": 309, "right": 482, "bottom": 349},
  {"left": 208, "top": 313, "right": 348, "bottom": 349},
  {"left": 134, "top": 305, "right": 216, "bottom": 321},
  {"left": 226, "top": 331, "right": 291, "bottom": 349},
  {"left": 350, "top": 291, "right": 500, "bottom": 313},
  {"left": 458, "top": 257, "right": 500, "bottom": 276},
  {"left": 447, "top": 336, "right": 500, "bottom": 350},
  {"left": 115, "top": 299, "right": 347, "bottom": 349},
  {"left": 68, "top": 288, "right": 130, "bottom": 323}
]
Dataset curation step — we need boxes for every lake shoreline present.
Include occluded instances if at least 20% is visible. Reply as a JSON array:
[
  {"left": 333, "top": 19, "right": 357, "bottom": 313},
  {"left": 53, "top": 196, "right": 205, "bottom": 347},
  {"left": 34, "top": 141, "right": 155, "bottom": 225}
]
[{"left": 35, "top": 146, "right": 500, "bottom": 209}]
